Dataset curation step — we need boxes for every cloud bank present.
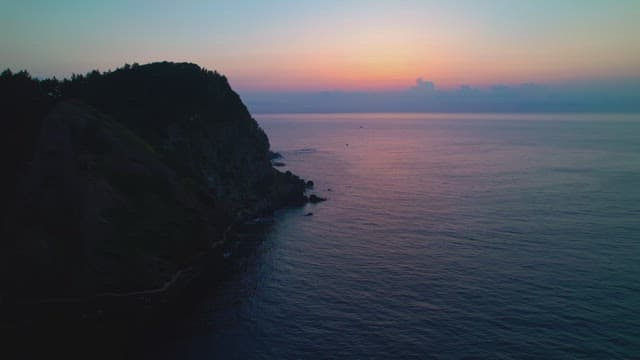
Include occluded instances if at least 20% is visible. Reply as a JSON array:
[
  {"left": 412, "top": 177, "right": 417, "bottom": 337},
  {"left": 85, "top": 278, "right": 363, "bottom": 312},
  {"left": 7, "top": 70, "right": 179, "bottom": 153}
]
[{"left": 240, "top": 78, "right": 640, "bottom": 114}]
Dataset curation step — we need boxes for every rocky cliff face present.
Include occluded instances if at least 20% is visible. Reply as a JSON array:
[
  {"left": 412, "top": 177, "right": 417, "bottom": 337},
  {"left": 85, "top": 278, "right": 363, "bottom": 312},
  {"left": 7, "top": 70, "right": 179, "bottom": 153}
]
[{"left": 0, "top": 63, "right": 307, "bottom": 301}]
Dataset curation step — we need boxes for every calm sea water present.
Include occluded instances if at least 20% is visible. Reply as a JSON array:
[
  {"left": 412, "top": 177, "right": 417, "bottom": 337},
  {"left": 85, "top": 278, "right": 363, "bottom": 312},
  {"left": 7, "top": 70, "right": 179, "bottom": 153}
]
[{"left": 147, "top": 113, "right": 640, "bottom": 359}]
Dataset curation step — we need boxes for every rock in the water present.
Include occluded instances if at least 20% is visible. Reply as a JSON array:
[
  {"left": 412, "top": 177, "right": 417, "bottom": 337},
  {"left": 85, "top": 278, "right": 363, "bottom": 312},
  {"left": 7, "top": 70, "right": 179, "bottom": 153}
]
[
  {"left": 306, "top": 180, "right": 314, "bottom": 188},
  {"left": 272, "top": 161, "right": 286, "bottom": 167},
  {"left": 308, "top": 194, "right": 327, "bottom": 203},
  {"left": 304, "top": 212, "right": 313, "bottom": 217},
  {"left": 269, "top": 151, "right": 283, "bottom": 160}
]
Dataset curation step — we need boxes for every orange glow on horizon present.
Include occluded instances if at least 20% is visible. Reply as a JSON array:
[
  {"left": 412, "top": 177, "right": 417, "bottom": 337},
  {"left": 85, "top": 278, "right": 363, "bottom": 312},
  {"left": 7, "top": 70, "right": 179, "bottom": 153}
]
[
  {"left": 222, "top": 50, "right": 640, "bottom": 92},
  {"left": 202, "top": 3, "right": 640, "bottom": 93}
]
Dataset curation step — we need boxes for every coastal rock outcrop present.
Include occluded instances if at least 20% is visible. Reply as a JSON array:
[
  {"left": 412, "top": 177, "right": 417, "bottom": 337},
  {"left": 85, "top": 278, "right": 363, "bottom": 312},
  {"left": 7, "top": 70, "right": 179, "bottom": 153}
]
[
  {"left": 0, "top": 62, "right": 307, "bottom": 302},
  {"left": 308, "top": 194, "right": 327, "bottom": 203}
]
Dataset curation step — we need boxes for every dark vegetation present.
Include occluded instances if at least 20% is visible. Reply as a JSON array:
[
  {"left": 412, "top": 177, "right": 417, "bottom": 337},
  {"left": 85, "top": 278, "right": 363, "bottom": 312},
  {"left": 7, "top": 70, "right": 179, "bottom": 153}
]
[{"left": 0, "top": 62, "right": 309, "bottom": 313}]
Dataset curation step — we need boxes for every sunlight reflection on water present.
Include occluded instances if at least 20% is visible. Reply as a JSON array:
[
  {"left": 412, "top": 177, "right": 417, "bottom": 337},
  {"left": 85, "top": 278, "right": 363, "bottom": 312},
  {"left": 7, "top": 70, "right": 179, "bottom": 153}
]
[{"left": 148, "top": 113, "right": 640, "bottom": 359}]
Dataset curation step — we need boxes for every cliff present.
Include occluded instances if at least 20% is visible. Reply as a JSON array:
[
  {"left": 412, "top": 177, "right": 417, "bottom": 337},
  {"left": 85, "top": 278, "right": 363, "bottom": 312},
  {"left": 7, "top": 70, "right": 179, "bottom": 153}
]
[{"left": 0, "top": 62, "right": 307, "bottom": 304}]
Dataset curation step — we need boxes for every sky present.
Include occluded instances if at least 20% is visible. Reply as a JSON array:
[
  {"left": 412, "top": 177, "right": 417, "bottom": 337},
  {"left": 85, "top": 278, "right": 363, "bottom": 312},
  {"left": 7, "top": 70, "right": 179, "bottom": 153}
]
[{"left": 2, "top": 0, "right": 639, "bottom": 112}]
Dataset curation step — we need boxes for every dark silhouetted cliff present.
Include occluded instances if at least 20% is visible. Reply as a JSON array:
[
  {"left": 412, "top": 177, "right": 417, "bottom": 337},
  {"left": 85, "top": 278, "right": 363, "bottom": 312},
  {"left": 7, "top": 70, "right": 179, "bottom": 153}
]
[{"left": 0, "top": 63, "right": 307, "bottom": 305}]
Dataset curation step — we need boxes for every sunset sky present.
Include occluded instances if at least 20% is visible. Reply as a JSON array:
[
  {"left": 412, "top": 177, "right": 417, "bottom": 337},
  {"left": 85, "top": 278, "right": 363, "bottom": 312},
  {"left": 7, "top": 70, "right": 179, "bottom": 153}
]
[{"left": 2, "top": 0, "right": 639, "bottom": 93}]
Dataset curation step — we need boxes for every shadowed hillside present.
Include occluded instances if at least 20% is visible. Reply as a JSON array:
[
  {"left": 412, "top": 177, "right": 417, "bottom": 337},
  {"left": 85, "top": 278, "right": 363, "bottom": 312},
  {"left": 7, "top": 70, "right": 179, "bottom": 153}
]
[{"left": 0, "top": 62, "right": 308, "bottom": 304}]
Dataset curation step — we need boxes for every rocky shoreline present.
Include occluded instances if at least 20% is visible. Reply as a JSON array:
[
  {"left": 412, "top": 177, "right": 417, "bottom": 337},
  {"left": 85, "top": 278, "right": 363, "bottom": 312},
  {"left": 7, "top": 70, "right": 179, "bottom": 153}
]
[
  {"left": 1, "top": 208, "right": 314, "bottom": 358},
  {"left": 0, "top": 62, "right": 324, "bottom": 351}
]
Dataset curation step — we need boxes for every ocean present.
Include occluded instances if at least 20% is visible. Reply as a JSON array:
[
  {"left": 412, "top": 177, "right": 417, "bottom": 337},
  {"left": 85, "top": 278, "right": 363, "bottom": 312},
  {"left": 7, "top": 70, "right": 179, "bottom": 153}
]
[{"left": 146, "top": 113, "right": 640, "bottom": 359}]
